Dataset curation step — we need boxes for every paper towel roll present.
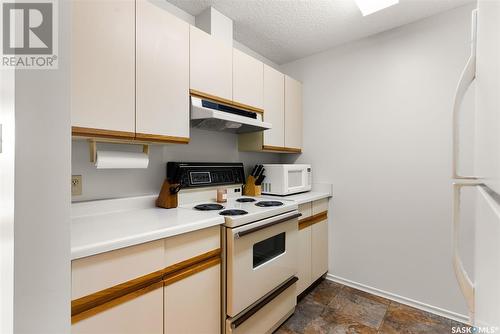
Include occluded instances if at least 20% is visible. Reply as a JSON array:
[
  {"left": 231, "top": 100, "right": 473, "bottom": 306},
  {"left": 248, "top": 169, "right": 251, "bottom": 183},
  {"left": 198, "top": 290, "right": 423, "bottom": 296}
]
[{"left": 95, "top": 150, "right": 149, "bottom": 169}]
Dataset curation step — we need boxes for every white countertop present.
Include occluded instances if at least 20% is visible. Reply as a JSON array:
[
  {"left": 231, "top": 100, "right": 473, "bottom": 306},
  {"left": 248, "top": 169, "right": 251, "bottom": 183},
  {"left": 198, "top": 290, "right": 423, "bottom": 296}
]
[
  {"left": 263, "top": 184, "right": 333, "bottom": 205},
  {"left": 265, "top": 191, "right": 332, "bottom": 205},
  {"left": 71, "top": 195, "right": 224, "bottom": 260}
]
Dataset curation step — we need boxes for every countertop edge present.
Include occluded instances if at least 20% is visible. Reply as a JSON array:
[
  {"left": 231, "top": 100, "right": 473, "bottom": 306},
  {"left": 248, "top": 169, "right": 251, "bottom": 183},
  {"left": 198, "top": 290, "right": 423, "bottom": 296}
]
[{"left": 71, "top": 217, "right": 224, "bottom": 261}]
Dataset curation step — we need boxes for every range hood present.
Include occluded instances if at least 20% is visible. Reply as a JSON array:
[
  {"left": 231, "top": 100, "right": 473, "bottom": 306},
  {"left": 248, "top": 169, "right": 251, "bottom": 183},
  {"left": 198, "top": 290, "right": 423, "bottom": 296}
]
[{"left": 190, "top": 96, "right": 272, "bottom": 133}]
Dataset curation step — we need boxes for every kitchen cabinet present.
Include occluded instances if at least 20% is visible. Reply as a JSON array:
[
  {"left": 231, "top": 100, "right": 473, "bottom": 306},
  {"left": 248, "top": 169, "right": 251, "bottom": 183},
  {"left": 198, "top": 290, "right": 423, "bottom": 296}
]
[
  {"left": 296, "top": 199, "right": 329, "bottom": 296},
  {"left": 233, "top": 48, "right": 264, "bottom": 109},
  {"left": 136, "top": 0, "right": 190, "bottom": 143},
  {"left": 164, "top": 263, "right": 220, "bottom": 334},
  {"left": 72, "top": 288, "right": 163, "bottom": 334},
  {"left": 238, "top": 67, "right": 302, "bottom": 153},
  {"left": 71, "top": 227, "right": 221, "bottom": 333},
  {"left": 190, "top": 25, "right": 233, "bottom": 101},
  {"left": 71, "top": 0, "right": 135, "bottom": 139},
  {"left": 284, "top": 75, "right": 303, "bottom": 150}
]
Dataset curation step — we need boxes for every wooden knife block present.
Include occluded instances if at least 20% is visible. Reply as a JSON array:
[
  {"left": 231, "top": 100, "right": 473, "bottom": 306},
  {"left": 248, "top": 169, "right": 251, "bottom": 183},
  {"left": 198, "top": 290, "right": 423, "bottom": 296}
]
[
  {"left": 156, "top": 179, "right": 179, "bottom": 209},
  {"left": 243, "top": 176, "right": 261, "bottom": 197}
]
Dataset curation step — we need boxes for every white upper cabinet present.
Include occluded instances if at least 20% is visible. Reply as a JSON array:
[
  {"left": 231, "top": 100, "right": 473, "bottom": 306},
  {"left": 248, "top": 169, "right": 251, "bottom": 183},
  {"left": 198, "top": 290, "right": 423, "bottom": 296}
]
[
  {"left": 136, "top": 0, "right": 190, "bottom": 143},
  {"left": 284, "top": 76, "right": 303, "bottom": 150},
  {"left": 263, "top": 65, "right": 285, "bottom": 148},
  {"left": 190, "top": 26, "right": 233, "bottom": 101},
  {"left": 71, "top": 0, "right": 135, "bottom": 137},
  {"left": 232, "top": 48, "right": 264, "bottom": 109}
]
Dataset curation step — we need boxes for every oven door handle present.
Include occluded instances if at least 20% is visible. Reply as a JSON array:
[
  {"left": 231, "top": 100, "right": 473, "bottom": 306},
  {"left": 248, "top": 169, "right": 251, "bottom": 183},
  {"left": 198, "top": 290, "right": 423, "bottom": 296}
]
[
  {"left": 234, "top": 212, "right": 302, "bottom": 239},
  {"left": 231, "top": 276, "right": 299, "bottom": 329}
]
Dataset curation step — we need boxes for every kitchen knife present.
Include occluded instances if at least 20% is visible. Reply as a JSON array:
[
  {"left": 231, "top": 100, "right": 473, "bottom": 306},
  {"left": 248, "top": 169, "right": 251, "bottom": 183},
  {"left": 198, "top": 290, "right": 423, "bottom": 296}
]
[
  {"left": 255, "top": 175, "right": 265, "bottom": 185},
  {"left": 256, "top": 168, "right": 265, "bottom": 179},
  {"left": 250, "top": 165, "right": 258, "bottom": 177},
  {"left": 254, "top": 165, "right": 263, "bottom": 178}
]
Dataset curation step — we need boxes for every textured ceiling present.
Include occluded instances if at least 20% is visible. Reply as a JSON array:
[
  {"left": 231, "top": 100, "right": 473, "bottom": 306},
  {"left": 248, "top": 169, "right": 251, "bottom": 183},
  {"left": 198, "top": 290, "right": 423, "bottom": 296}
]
[{"left": 167, "top": 0, "right": 475, "bottom": 64}]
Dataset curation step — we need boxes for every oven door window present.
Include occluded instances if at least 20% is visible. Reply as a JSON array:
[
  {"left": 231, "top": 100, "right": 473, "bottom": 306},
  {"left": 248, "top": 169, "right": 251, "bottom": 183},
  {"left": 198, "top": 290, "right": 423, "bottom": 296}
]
[{"left": 253, "top": 232, "right": 286, "bottom": 268}]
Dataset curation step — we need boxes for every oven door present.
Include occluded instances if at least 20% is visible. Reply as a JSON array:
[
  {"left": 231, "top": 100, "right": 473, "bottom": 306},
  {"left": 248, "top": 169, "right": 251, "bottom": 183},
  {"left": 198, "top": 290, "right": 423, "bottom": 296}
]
[
  {"left": 284, "top": 165, "right": 312, "bottom": 195},
  {"left": 226, "top": 211, "right": 300, "bottom": 317}
]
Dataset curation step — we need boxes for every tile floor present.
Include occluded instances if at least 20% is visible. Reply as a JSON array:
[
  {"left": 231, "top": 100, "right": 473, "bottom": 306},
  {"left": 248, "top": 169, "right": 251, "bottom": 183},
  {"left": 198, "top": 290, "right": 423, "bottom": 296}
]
[{"left": 276, "top": 280, "right": 469, "bottom": 334}]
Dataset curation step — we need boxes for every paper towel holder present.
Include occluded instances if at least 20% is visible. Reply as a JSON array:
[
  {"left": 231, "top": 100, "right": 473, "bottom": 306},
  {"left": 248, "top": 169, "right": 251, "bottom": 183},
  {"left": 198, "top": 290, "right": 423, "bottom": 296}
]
[{"left": 88, "top": 139, "right": 149, "bottom": 163}]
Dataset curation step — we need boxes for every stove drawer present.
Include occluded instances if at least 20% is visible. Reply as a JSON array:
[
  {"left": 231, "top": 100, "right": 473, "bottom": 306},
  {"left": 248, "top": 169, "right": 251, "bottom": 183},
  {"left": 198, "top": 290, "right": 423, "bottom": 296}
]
[
  {"left": 226, "top": 277, "right": 297, "bottom": 334},
  {"left": 226, "top": 211, "right": 299, "bottom": 317}
]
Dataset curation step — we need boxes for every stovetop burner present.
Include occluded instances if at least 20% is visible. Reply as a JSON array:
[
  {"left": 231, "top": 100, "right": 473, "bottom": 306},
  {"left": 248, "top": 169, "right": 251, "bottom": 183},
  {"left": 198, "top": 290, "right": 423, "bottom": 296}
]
[
  {"left": 219, "top": 209, "right": 248, "bottom": 216},
  {"left": 255, "top": 201, "right": 284, "bottom": 207},
  {"left": 194, "top": 203, "right": 224, "bottom": 211},
  {"left": 236, "top": 197, "right": 256, "bottom": 203}
]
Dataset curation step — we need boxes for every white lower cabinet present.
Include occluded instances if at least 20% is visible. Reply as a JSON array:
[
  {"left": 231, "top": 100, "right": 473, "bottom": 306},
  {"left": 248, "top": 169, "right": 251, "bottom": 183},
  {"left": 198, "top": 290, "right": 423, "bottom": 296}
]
[
  {"left": 297, "top": 227, "right": 312, "bottom": 295},
  {"left": 311, "top": 219, "right": 329, "bottom": 280},
  {"left": 296, "top": 199, "right": 329, "bottom": 296},
  {"left": 164, "top": 263, "right": 221, "bottom": 334},
  {"left": 72, "top": 287, "right": 163, "bottom": 334},
  {"left": 72, "top": 227, "right": 221, "bottom": 334}
]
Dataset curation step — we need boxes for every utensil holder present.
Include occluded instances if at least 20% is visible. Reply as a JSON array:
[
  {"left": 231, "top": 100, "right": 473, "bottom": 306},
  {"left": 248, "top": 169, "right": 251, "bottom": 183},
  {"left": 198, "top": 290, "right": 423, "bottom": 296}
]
[{"left": 243, "top": 176, "right": 261, "bottom": 196}]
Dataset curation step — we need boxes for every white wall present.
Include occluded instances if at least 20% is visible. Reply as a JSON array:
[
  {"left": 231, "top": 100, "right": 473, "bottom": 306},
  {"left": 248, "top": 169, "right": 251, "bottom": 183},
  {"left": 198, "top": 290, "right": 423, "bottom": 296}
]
[
  {"left": 72, "top": 128, "right": 282, "bottom": 201},
  {"left": 11, "top": 1, "right": 72, "bottom": 332},
  {"left": 282, "top": 4, "right": 477, "bottom": 316}
]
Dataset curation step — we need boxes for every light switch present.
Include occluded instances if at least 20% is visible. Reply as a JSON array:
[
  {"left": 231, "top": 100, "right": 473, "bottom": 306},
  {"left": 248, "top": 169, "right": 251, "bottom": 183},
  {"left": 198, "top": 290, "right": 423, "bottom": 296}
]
[{"left": 72, "top": 175, "right": 82, "bottom": 196}]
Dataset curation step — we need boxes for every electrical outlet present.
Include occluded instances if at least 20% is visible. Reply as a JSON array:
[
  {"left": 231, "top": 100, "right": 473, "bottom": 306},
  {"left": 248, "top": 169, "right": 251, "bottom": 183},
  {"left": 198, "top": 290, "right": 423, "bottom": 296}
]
[{"left": 72, "top": 175, "right": 82, "bottom": 196}]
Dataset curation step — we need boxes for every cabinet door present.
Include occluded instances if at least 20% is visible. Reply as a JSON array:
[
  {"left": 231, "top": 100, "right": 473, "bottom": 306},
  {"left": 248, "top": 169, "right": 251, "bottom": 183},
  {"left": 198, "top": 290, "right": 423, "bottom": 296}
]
[
  {"left": 233, "top": 48, "right": 264, "bottom": 109},
  {"left": 136, "top": 0, "right": 189, "bottom": 142},
  {"left": 297, "top": 226, "right": 312, "bottom": 295},
  {"left": 263, "top": 65, "right": 285, "bottom": 148},
  {"left": 284, "top": 76, "right": 303, "bottom": 150},
  {"left": 311, "top": 219, "right": 329, "bottom": 281},
  {"left": 72, "top": 287, "right": 163, "bottom": 334},
  {"left": 164, "top": 264, "right": 220, "bottom": 334},
  {"left": 71, "top": 0, "right": 135, "bottom": 137},
  {"left": 190, "top": 26, "right": 232, "bottom": 101}
]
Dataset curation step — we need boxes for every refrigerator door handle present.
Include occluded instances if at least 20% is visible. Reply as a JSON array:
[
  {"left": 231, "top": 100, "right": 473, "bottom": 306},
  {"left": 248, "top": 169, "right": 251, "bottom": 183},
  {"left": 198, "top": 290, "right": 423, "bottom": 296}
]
[
  {"left": 452, "top": 182, "right": 482, "bottom": 322},
  {"left": 452, "top": 9, "right": 478, "bottom": 180}
]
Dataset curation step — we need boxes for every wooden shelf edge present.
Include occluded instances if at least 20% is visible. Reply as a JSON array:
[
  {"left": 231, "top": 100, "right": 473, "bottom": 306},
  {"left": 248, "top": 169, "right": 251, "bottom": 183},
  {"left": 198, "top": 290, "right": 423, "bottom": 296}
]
[
  {"left": 262, "top": 145, "right": 302, "bottom": 154},
  {"left": 190, "top": 89, "right": 264, "bottom": 114},
  {"left": 72, "top": 127, "right": 190, "bottom": 145},
  {"left": 135, "top": 133, "right": 189, "bottom": 144},
  {"left": 298, "top": 211, "right": 328, "bottom": 230},
  {"left": 71, "top": 248, "right": 221, "bottom": 322},
  {"left": 72, "top": 126, "right": 135, "bottom": 140}
]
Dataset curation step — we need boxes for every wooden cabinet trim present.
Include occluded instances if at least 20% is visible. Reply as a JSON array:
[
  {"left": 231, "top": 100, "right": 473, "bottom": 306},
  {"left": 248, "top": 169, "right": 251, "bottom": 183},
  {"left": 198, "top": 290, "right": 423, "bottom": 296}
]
[
  {"left": 298, "top": 211, "right": 328, "bottom": 230},
  {"left": 135, "top": 132, "right": 189, "bottom": 144},
  {"left": 262, "top": 145, "right": 302, "bottom": 154},
  {"left": 71, "top": 248, "right": 221, "bottom": 322},
  {"left": 72, "top": 126, "right": 135, "bottom": 140},
  {"left": 190, "top": 89, "right": 264, "bottom": 114}
]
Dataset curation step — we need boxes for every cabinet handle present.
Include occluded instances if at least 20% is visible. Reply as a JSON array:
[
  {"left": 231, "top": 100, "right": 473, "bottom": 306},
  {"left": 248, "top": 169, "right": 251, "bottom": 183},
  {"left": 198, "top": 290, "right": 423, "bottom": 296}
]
[
  {"left": 452, "top": 182, "right": 482, "bottom": 322},
  {"left": 452, "top": 9, "right": 478, "bottom": 180},
  {"left": 231, "top": 276, "right": 298, "bottom": 329}
]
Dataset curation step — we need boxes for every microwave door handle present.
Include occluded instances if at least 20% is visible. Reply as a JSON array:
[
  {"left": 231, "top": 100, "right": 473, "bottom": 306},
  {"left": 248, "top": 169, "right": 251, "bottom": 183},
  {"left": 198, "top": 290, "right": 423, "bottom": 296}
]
[{"left": 234, "top": 212, "right": 302, "bottom": 238}]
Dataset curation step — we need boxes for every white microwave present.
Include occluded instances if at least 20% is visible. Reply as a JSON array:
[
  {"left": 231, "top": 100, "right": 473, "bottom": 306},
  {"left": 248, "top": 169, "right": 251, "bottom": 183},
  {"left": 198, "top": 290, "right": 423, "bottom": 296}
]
[{"left": 261, "top": 164, "right": 312, "bottom": 196}]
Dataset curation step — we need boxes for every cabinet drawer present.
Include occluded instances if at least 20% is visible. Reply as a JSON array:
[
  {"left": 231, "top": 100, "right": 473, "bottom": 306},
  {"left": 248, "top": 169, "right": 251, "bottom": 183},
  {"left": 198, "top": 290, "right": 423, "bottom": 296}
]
[
  {"left": 226, "top": 281, "right": 297, "bottom": 334},
  {"left": 72, "top": 286, "right": 163, "bottom": 334},
  {"left": 298, "top": 202, "right": 312, "bottom": 220},
  {"left": 164, "top": 226, "right": 220, "bottom": 267},
  {"left": 312, "top": 198, "right": 329, "bottom": 215},
  {"left": 72, "top": 240, "right": 164, "bottom": 299}
]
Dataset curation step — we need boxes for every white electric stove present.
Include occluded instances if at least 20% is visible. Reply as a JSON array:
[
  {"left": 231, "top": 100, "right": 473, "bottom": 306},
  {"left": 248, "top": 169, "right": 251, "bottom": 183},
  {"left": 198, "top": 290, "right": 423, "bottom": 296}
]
[{"left": 169, "top": 162, "right": 300, "bottom": 334}]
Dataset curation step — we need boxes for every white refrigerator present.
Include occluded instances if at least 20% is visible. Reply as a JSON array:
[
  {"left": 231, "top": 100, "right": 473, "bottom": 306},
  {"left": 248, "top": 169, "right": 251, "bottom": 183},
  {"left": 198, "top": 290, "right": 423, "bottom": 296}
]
[{"left": 452, "top": 0, "right": 500, "bottom": 328}]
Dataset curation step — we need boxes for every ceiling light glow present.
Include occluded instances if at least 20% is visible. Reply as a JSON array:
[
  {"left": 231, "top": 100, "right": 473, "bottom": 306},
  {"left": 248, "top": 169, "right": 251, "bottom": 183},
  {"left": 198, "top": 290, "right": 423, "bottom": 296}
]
[{"left": 354, "top": 0, "right": 399, "bottom": 16}]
